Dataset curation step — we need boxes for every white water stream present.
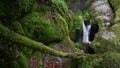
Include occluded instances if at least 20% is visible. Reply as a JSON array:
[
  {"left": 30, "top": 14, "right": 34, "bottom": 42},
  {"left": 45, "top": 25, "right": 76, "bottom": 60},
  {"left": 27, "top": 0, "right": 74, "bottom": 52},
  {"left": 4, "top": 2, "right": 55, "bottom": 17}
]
[{"left": 82, "top": 20, "right": 91, "bottom": 44}]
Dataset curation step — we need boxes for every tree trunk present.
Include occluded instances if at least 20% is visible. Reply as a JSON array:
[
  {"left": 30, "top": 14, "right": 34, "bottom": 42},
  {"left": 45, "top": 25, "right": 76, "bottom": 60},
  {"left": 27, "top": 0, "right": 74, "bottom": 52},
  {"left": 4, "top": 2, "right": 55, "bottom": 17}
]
[{"left": 0, "top": 24, "right": 84, "bottom": 59}]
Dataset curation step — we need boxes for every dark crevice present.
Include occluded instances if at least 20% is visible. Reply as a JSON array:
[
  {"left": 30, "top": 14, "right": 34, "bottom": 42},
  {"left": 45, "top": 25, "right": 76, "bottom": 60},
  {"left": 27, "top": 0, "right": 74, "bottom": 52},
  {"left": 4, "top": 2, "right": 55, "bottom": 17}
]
[
  {"left": 89, "top": 23, "right": 99, "bottom": 42},
  {"left": 108, "top": 0, "right": 115, "bottom": 13},
  {"left": 85, "top": 46, "right": 95, "bottom": 54}
]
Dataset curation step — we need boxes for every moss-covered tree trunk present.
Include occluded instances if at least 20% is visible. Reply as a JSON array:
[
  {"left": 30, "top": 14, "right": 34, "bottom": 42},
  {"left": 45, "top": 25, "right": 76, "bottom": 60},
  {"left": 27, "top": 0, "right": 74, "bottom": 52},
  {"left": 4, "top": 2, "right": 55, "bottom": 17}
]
[{"left": 0, "top": 24, "right": 84, "bottom": 59}]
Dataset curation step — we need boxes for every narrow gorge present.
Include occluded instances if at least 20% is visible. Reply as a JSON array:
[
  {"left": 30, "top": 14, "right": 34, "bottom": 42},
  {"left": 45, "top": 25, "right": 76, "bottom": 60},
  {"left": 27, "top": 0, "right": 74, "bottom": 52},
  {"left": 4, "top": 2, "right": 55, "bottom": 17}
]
[{"left": 0, "top": 0, "right": 120, "bottom": 68}]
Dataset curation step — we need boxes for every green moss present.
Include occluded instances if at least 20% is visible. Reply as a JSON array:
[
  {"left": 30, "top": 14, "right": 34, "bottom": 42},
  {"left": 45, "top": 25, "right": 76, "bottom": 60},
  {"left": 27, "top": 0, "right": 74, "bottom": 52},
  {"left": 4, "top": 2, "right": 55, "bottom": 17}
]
[
  {"left": 18, "top": 52, "right": 28, "bottom": 68},
  {"left": 36, "top": 5, "right": 51, "bottom": 15},
  {"left": 71, "top": 59, "right": 79, "bottom": 68},
  {"left": 114, "top": 8, "right": 120, "bottom": 23},
  {"left": 12, "top": 61, "right": 21, "bottom": 68},
  {"left": 16, "top": 0, "right": 34, "bottom": 12},
  {"left": 22, "top": 47, "right": 33, "bottom": 57},
  {"left": 62, "top": 36, "right": 79, "bottom": 52},
  {"left": 20, "top": 12, "right": 68, "bottom": 43},
  {"left": 20, "top": 12, "right": 54, "bottom": 41},
  {"left": 78, "top": 54, "right": 103, "bottom": 68},
  {"left": 64, "top": 11, "right": 83, "bottom": 41},
  {"left": 91, "top": 23, "right": 120, "bottom": 54},
  {"left": 75, "top": 42, "right": 83, "bottom": 49},
  {"left": 52, "top": 0, "right": 68, "bottom": 11},
  {"left": 32, "top": 50, "right": 43, "bottom": 68},
  {"left": 109, "top": 0, "right": 120, "bottom": 11},
  {"left": 47, "top": 43, "right": 56, "bottom": 48},
  {"left": 92, "top": 34, "right": 115, "bottom": 53},
  {"left": 10, "top": 21, "right": 25, "bottom": 35},
  {"left": 100, "top": 52, "right": 120, "bottom": 68},
  {"left": 78, "top": 52, "right": 120, "bottom": 68},
  {"left": 55, "top": 13, "right": 69, "bottom": 37}
]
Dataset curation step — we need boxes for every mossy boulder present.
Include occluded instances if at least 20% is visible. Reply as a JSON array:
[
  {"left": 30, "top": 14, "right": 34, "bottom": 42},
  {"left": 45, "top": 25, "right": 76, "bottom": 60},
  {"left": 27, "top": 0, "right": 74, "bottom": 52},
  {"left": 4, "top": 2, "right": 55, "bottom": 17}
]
[
  {"left": 63, "top": 11, "right": 83, "bottom": 41},
  {"left": 109, "top": 0, "right": 120, "bottom": 11},
  {"left": 114, "top": 8, "right": 120, "bottom": 23},
  {"left": 78, "top": 52, "right": 120, "bottom": 68},
  {"left": 109, "top": 0, "right": 120, "bottom": 23},
  {"left": 91, "top": 23, "right": 120, "bottom": 53},
  {"left": 19, "top": 12, "right": 68, "bottom": 43}
]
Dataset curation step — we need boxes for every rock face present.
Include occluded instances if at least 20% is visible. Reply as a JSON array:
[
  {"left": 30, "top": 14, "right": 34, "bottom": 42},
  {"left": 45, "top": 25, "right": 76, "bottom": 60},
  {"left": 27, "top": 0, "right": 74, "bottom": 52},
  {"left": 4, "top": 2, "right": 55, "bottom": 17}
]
[
  {"left": 44, "top": 43, "right": 72, "bottom": 68},
  {"left": 109, "top": 0, "right": 120, "bottom": 23},
  {"left": 1, "top": 0, "right": 120, "bottom": 68},
  {"left": 70, "top": 0, "right": 93, "bottom": 12},
  {"left": 70, "top": 0, "right": 114, "bottom": 28},
  {"left": 92, "top": 23, "right": 120, "bottom": 53},
  {"left": 90, "top": 0, "right": 114, "bottom": 28}
]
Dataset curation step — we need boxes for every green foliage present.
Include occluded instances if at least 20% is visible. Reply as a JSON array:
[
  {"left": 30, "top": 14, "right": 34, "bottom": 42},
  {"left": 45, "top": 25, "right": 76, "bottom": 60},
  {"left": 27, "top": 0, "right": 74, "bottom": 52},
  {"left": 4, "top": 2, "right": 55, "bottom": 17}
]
[
  {"left": 75, "top": 42, "right": 83, "bottom": 49},
  {"left": 55, "top": 13, "right": 69, "bottom": 36},
  {"left": 18, "top": 52, "right": 28, "bottom": 68},
  {"left": 77, "top": 11, "right": 91, "bottom": 19},
  {"left": 100, "top": 52, "right": 120, "bottom": 68},
  {"left": 114, "top": 8, "right": 120, "bottom": 23},
  {"left": 83, "top": 12, "right": 91, "bottom": 19},
  {"left": 71, "top": 59, "right": 79, "bottom": 68},
  {"left": 52, "top": 0, "right": 68, "bottom": 11},
  {"left": 12, "top": 61, "right": 21, "bottom": 68},
  {"left": 20, "top": 12, "right": 54, "bottom": 42},
  {"left": 17, "top": 0, "right": 34, "bottom": 12},
  {"left": 78, "top": 53, "right": 120, "bottom": 68},
  {"left": 63, "top": 11, "right": 83, "bottom": 41},
  {"left": 109, "top": 0, "right": 120, "bottom": 11},
  {"left": 10, "top": 21, "right": 25, "bottom": 35},
  {"left": 92, "top": 37, "right": 115, "bottom": 53},
  {"left": 78, "top": 54, "right": 102, "bottom": 68},
  {"left": 75, "top": 19, "right": 83, "bottom": 30},
  {"left": 91, "top": 23, "right": 120, "bottom": 54},
  {"left": 36, "top": 5, "right": 51, "bottom": 15},
  {"left": 22, "top": 47, "right": 33, "bottom": 57}
]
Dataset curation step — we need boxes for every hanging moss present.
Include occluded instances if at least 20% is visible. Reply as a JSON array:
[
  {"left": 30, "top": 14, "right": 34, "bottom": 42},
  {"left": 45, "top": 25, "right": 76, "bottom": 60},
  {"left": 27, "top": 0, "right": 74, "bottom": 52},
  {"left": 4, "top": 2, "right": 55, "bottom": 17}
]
[{"left": 63, "top": 10, "right": 83, "bottom": 41}]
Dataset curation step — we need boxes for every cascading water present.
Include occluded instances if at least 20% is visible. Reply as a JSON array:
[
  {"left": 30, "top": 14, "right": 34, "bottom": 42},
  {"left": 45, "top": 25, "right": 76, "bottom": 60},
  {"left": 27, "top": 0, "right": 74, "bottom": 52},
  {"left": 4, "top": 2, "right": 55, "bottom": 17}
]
[{"left": 82, "top": 20, "right": 91, "bottom": 44}]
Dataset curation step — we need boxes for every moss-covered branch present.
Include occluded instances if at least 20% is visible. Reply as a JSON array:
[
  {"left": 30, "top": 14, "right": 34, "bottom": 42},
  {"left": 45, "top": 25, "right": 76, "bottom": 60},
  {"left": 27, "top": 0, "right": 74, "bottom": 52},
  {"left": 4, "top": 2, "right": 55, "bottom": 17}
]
[{"left": 0, "top": 24, "right": 84, "bottom": 59}]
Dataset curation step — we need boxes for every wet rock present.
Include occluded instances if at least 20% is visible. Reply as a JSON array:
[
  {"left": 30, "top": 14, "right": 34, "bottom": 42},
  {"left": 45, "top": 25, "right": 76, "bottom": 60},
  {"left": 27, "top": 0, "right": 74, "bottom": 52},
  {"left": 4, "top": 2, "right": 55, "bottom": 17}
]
[
  {"left": 28, "top": 56, "right": 40, "bottom": 68},
  {"left": 90, "top": 0, "right": 114, "bottom": 27},
  {"left": 44, "top": 54, "right": 62, "bottom": 68},
  {"left": 44, "top": 43, "right": 72, "bottom": 68},
  {"left": 91, "top": 23, "right": 120, "bottom": 53},
  {"left": 100, "top": 29, "right": 116, "bottom": 39},
  {"left": 70, "top": 0, "right": 93, "bottom": 12}
]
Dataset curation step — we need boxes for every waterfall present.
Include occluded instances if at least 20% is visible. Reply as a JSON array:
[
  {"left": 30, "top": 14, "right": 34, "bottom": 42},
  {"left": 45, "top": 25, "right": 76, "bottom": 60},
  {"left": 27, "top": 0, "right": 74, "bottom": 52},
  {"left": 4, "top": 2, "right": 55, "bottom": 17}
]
[{"left": 82, "top": 20, "right": 91, "bottom": 44}]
